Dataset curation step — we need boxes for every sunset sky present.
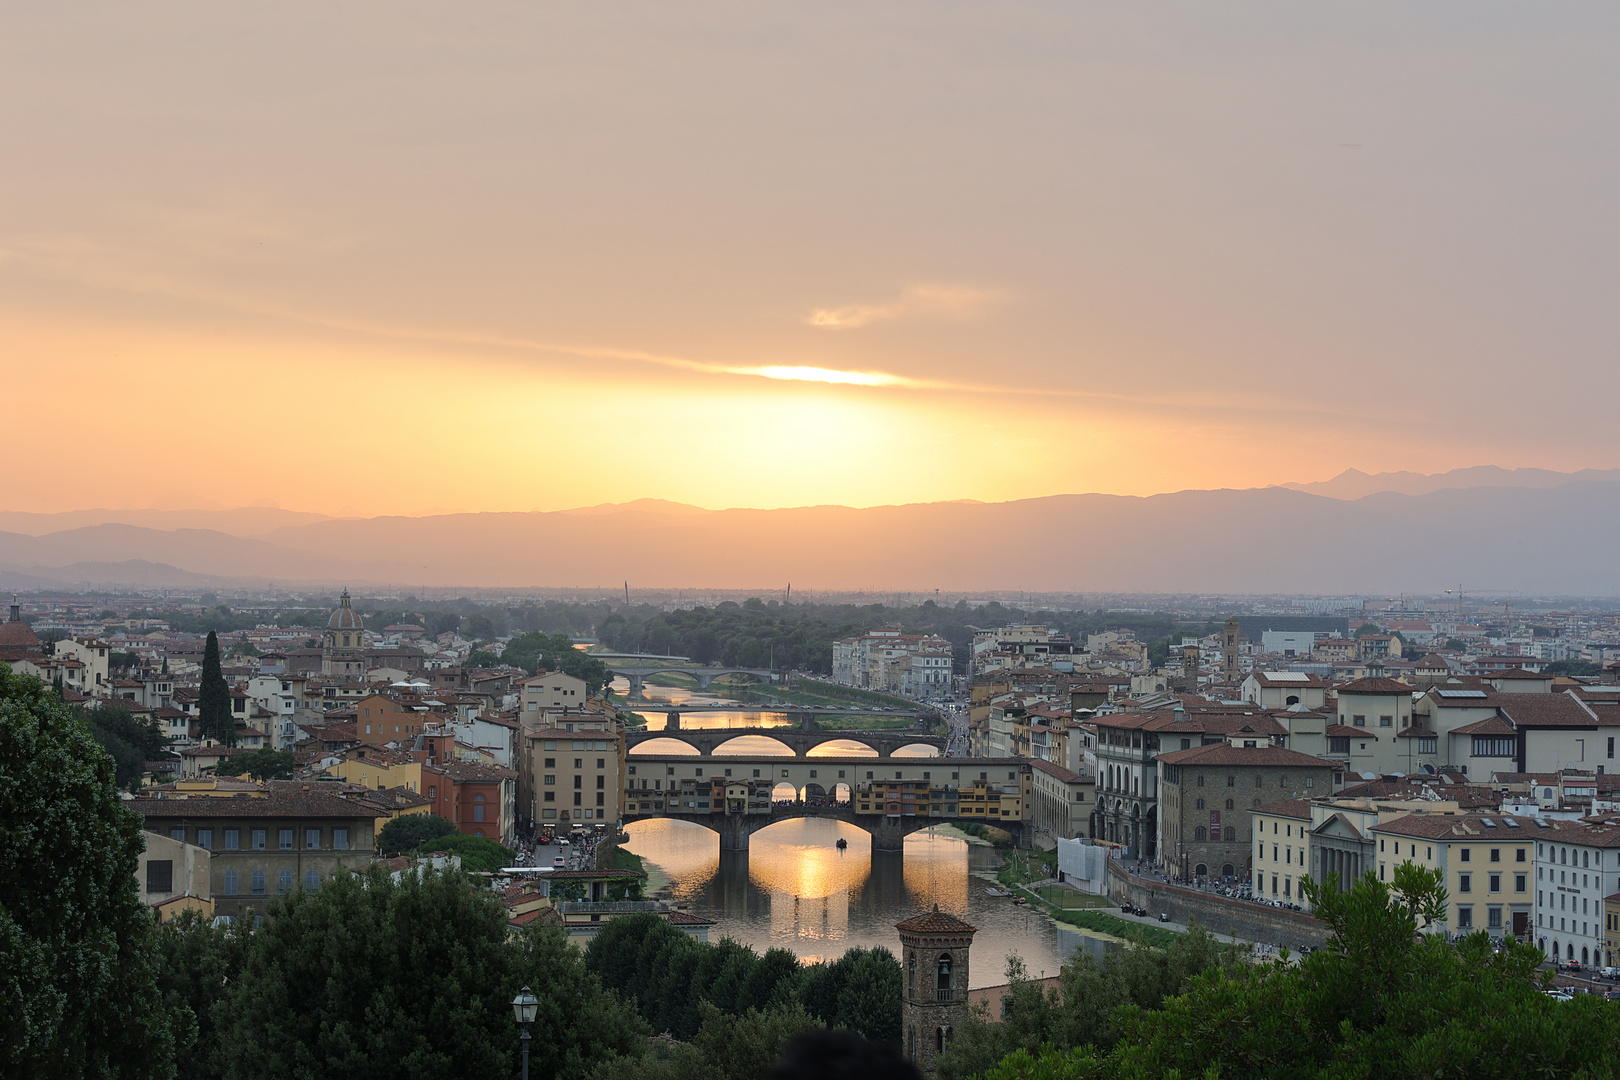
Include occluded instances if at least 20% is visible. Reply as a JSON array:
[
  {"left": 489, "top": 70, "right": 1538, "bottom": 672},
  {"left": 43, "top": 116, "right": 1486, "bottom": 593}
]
[{"left": 4, "top": 3, "right": 1618, "bottom": 517}]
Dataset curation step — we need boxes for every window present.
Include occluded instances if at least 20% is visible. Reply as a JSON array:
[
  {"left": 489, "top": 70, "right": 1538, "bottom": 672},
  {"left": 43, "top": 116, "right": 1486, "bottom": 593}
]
[
  {"left": 223, "top": 870, "right": 239, "bottom": 896},
  {"left": 251, "top": 870, "right": 266, "bottom": 896},
  {"left": 252, "top": 829, "right": 266, "bottom": 850},
  {"left": 170, "top": 828, "right": 185, "bottom": 842},
  {"left": 574, "top": 776, "right": 583, "bottom": 789},
  {"left": 278, "top": 869, "right": 293, "bottom": 893},
  {"left": 146, "top": 860, "right": 173, "bottom": 893},
  {"left": 474, "top": 795, "right": 486, "bottom": 822},
  {"left": 280, "top": 829, "right": 294, "bottom": 850},
  {"left": 574, "top": 793, "right": 582, "bottom": 806},
  {"left": 1459, "top": 874, "right": 1471, "bottom": 893},
  {"left": 1489, "top": 874, "right": 1501, "bottom": 892},
  {"left": 1516, "top": 874, "right": 1526, "bottom": 892},
  {"left": 305, "top": 868, "right": 321, "bottom": 891},
  {"left": 334, "top": 828, "right": 349, "bottom": 851},
  {"left": 197, "top": 829, "right": 213, "bottom": 850},
  {"left": 1472, "top": 737, "right": 1515, "bottom": 757},
  {"left": 305, "top": 829, "right": 321, "bottom": 849},
  {"left": 545, "top": 775, "right": 555, "bottom": 785},
  {"left": 428, "top": 786, "right": 436, "bottom": 799},
  {"left": 1196, "top": 798, "right": 1204, "bottom": 810},
  {"left": 1195, "top": 827, "right": 1206, "bottom": 841},
  {"left": 545, "top": 758, "right": 555, "bottom": 768},
  {"left": 1457, "top": 906, "right": 1473, "bottom": 930},
  {"left": 1226, "top": 776, "right": 1235, "bottom": 787},
  {"left": 1197, "top": 775, "right": 1204, "bottom": 787},
  {"left": 597, "top": 792, "right": 605, "bottom": 806},
  {"left": 1490, "top": 848, "right": 1501, "bottom": 863},
  {"left": 1353, "top": 715, "right": 1366, "bottom": 727},
  {"left": 1418, "top": 738, "right": 1437, "bottom": 755},
  {"left": 1225, "top": 799, "right": 1234, "bottom": 810},
  {"left": 1380, "top": 715, "right": 1393, "bottom": 727},
  {"left": 224, "top": 829, "right": 240, "bottom": 851},
  {"left": 1461, "top": 849, "right": 1471, "bottom": 863}
]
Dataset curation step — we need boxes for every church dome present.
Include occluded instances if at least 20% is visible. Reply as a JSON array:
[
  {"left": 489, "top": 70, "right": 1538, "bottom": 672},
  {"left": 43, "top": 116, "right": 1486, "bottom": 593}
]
[
  {"left": 327, "top": 590, "right": 364, "bottom": 632},
  {"left": 1, "top": 601, "right": 39, "bottom": 647}
]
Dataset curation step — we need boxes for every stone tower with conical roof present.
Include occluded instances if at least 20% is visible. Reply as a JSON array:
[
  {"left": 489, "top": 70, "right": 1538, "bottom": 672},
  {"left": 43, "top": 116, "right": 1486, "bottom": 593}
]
[
  {"left": 895, "top": 905, "right": 977, "bottom": 1074},
  {"left": 321, "top": 589, "right": 367, "bottom": 678}
]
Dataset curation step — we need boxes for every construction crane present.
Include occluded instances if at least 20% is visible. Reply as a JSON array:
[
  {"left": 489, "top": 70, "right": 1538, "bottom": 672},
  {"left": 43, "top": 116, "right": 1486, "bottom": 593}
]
[{"left": 1443, "top": 585, "right": 1519, "bottom": 621}]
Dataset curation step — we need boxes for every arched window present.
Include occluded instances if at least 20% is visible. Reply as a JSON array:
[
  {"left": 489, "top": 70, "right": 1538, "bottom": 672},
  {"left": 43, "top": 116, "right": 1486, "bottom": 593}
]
[
  {"left": 223, "top": 870, "right": 239, "bottom": 896},
  {"left": 305, "top": 868, "right": 321, "bottom": 891},
  {"left": 1195, "top": 863, "right": 1208, "bottom": 876},
  {"left": 907, "top": 955, "right": 915, "bottom": 995},
  {"left": 1562, "top": 848, "right": 1568, "bottom": 865},
  {"left": 908, "top": 1029, "right": 916, "bottom": 1061},
  {"left": 1252, "top": 799, "right": 1261, "bottom": 807},
  {"left": 474, "top": 794, "right": 486, "bottom": 823},
  {"left": 1196, "top": 798, "right": 1205, "bottom": 810},
  {"left": 937, "top": 1027, "right": 949, "bottom": 1053},
  {"left": 278, "top": 869, "right": 293, "bottom": 894},
  {"left": 1545, "top": 788, "right": 1554, "bottom": 800},
  {"left": 1286, "top": 695, "right": 1299, "bottom": 706},
  {"left": 251, "top": 870, "right": 266, "bottom": 896},
  {"left": 1584, "top": 851, "right": 1591, "bottom": 868},
  {"left": 936, "top": 953, "right": 953, "bottom": 992},
  {"left": 1224, "top": 827, "right": 1236, "bottom": 842},
  {"left": 1222, "top": 863, "right": 1235, "bottom": 877},
  {"left": 1194, "top": 827, "right": 1207, "bottom": 841}
]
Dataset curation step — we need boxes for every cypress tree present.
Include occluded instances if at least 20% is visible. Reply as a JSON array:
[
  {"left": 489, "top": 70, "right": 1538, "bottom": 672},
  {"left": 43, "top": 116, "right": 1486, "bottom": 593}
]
[{"left": 198, "top": 630, "right": 234, "bottom": 745}]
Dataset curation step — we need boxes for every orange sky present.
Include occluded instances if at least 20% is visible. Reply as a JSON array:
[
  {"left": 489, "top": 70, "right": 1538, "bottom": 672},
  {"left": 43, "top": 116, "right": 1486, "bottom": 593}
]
[{"left": 4, "top": 4, "right": 1618, "bottom": 517}]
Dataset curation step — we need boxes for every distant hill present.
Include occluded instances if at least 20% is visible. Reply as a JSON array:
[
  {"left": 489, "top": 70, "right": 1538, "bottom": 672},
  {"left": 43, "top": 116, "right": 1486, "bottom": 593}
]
[
  {"left": 7, "top": 481, "right": 1620, "bottom": 594},
  {"left": 1280, "top": 466, "right": 1620, "bottom": 501}
]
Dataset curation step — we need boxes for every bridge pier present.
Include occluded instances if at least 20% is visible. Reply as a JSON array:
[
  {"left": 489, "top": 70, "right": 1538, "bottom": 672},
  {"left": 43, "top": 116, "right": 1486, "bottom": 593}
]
[
  {"left": 870, "top": 817, "right": 909, "bottom": 853},
  {"left": 665, "top": 710, "right": 680, "bottom": 731},
  {"left": 717, "top": 814, "right": 754, "bottom": 852}
]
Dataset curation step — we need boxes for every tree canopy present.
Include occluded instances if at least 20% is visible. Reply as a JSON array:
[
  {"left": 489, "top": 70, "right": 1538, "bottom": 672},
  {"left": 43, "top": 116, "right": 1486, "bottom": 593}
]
[
  {"left": 224, "top": 747, "right": 295, "bottom": 781},
  {"left": 376, "top": 812, "right": 458, "bottom": 854},
  {"left": 0, "top": 667, "right": 182, "bottom": 1078},
  {"left": 416, "top": 832, "right": 515, "bottom": 873},
  {"left": 502, "top": 632, "right": 613, "bottom": 694},
  {"left": 973, "top": 865, "right": 1620, "bottom": 1080},
  {"left": 210, "top": 866, "right": 646, "bottom": 1080}
]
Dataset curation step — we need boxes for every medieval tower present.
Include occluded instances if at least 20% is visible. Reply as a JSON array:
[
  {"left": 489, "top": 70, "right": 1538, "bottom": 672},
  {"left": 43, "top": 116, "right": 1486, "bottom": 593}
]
[{"left": 896, "top": 906, "right": 977, "bottom": 1074}]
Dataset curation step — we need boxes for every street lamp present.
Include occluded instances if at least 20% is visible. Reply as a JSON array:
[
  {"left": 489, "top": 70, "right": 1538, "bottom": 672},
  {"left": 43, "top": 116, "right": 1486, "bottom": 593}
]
[{"left": 511, "top": 986, "right": 538, "bottom": 1080}]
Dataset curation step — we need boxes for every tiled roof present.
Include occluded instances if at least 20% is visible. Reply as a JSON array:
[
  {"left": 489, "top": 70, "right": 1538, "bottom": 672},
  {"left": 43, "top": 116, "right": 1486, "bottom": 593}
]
[
  {"left": 895, "top": 906, "right": 977, "bottom": 934},
  {"left": 1029, "top": 759, "right": 1087, "bottom": 784},
  {"left": 1373, "top": 812, "right": 1577, "bottom": 842},
  {"left": 1155, "top": 744, "right": 1339, "bottom": 769},
  {"left": 128, "top": 780, "right": 390, "bottom": 819},
  {"left": 1337, "top": 677, "right": 1415, "bottom": 695},
  {"left": 1498, "top": 695, "right": 1596, "bottom": 729},
  {"left": 667, "top": 910, "right": 718, "bottom": 926}
]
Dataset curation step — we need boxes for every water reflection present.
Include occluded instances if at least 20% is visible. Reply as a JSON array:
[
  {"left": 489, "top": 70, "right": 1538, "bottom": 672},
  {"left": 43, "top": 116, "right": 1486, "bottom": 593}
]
[{"left": 622, "top": 817, "right": 1109, "bottom": 986}]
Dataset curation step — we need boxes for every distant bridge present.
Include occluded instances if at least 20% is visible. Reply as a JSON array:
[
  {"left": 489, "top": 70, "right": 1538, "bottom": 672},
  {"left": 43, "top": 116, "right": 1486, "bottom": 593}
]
[
  {"left": 604, "top": 661, "right": 775, "bottom": 698},
  {"left": 621, "top": 754, "right": 1031, "bottom": 853}
]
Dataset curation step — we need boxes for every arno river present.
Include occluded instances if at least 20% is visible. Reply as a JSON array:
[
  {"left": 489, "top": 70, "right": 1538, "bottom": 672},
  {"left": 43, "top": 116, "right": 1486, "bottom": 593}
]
[{"left": 616, "top": 681, "right": 1113, "bottom": 987}]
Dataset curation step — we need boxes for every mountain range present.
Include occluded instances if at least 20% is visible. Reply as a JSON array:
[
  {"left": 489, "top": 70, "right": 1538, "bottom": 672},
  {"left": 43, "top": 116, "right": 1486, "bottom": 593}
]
[{"left": 4, "top": 468, "right": 1619, "bottom": 595}]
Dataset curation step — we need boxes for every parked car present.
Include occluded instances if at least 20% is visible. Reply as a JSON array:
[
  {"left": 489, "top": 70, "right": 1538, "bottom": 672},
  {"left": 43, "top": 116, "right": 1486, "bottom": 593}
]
[
  {"left": 1158, "top": 912, "right": 1171, "bottom": 922},
  {"left": 1545, "top": 989, "right": 1575, "bottom": 1002},
  {"left": 1602, "top": 966, "right": 1620, "bottom": 980},
  {"left": 1565, "top": 960, "right": 1584, "bottom": 972}
]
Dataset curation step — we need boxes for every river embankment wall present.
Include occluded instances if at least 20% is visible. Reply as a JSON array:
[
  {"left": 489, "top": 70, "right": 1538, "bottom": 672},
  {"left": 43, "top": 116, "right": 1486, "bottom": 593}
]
[{"left": 1105, "top": 862, "right": 1331, "bottom": 949}]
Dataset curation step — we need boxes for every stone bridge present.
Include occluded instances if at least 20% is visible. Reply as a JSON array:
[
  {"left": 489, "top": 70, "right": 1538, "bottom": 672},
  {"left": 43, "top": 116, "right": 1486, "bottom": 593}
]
[
  {"left": 606, "top": 663, "right": 775, "bottom": 698},
  {"left": 621, "top": 754, "right": 1031, "bottom": 853},
  {"left": 625, "top": 725, "right": 946, "bottom": 758}
]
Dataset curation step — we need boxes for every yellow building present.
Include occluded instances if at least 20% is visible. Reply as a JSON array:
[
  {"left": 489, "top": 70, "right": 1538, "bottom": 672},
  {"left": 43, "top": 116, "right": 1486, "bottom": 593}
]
[
  {"left": 1605, "top": 893, "right": 1620, "bottom": 969},
  {"left": 1372, "top": 812, "right": 1546, "bottom": 939},
  {"left": 328, "top": 747, "right": 423, "bottom": 792}
]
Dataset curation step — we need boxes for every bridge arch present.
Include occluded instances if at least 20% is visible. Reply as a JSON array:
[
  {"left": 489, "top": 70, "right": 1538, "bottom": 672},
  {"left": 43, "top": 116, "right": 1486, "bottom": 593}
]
[
  {"left": 713, "top": 734, "right": 796, "bottom": 757},
  {"left": 890, "top": 743, "right": 942, "bottom": 758},
  {"left": 806, "top": 739, "right": 878, "bottom": 758},
  {"left": 626, "top": 737, "right": 701, "bottom": 756}
]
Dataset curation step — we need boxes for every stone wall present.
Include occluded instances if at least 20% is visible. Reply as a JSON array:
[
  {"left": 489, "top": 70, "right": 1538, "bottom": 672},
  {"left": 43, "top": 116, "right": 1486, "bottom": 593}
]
[{"left": 1105, "top": 861, "right": 1330, "bottom": 950}]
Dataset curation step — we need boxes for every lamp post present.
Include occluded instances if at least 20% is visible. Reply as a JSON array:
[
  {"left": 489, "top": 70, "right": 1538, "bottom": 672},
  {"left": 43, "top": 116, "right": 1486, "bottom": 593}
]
[{"left": 511, "top": 986, "right": 538, "bottom": 1080}]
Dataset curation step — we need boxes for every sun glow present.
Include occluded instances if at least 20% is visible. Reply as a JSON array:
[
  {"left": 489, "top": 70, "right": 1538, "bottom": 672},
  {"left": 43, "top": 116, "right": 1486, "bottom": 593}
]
[{"left": 725, "top": 365, "right": 913, "bottom": 387}]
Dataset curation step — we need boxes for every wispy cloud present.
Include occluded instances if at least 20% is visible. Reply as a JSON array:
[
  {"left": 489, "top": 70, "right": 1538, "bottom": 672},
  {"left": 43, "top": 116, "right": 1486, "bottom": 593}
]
[{"left": 806, "top": 285, "right": 1004, "bottom": 329}]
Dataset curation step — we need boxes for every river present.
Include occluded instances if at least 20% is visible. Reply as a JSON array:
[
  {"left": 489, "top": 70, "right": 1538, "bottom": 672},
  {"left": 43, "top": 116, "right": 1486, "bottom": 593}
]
[{"left": 615, "top": 680, "right": 1110, "bottom": 983}]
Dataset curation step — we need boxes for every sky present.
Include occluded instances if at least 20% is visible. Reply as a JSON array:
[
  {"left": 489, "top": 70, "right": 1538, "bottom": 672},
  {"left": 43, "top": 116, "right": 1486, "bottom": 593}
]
[{"left": 4, "top": 2, "right": 1619, "bottom": 517}]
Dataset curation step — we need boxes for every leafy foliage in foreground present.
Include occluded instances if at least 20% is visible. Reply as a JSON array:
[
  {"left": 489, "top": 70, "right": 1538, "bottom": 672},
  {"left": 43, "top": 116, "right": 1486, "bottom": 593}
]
[
  {"left": 0, "top": 667, "right": 181, "bottom": 1078},
  {"left": 376, "top": 811, "right": 458, "bottom": 854},
  {"left": 585, "top": 912, "right": 901, "bottom": 1043},
  {"left": 977, "top": 864, "right": 1620, "bottom": 1080}
]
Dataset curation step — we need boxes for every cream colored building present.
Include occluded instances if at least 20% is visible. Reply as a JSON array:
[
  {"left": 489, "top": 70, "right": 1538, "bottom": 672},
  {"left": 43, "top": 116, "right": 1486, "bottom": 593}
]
[
  {"left": 525, "top": 725, "right": 623, "bottom": 827},
  {"left": 1373, "top": 812, "right": 1543, "bottom": 939},
  {"left": 138, "top": 829, "right": 213, "bottom": 919}
]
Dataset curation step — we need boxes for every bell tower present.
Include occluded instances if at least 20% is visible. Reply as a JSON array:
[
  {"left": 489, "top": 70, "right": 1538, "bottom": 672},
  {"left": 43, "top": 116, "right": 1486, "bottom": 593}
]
[
  {"left": 896, "top": 905, "right": 977, "bottom": 1075},
  {"left": 1223, "top": 618, "right": 1241, "bottom": 681}
]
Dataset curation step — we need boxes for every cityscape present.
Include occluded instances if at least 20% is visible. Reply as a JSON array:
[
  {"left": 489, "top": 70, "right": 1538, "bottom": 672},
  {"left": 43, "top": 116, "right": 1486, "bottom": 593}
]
[{"left": 8, "top": 2, "right": 1620, "bottom": 1079}]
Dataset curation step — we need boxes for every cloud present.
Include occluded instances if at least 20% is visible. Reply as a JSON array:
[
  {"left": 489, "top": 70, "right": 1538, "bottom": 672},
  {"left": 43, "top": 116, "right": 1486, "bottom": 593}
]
[{"left": 805, "top": 285, "right": 1004, "bottom": 329}]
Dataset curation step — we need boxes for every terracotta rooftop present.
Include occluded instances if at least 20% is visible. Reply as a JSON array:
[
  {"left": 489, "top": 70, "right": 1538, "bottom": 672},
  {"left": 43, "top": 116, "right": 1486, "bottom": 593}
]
[
  {"left": 1156, "top": 743, "right": 1340, "bottom": 769},
  {"left": 895, "top": 906, "right": 977, "bottom": 934}
]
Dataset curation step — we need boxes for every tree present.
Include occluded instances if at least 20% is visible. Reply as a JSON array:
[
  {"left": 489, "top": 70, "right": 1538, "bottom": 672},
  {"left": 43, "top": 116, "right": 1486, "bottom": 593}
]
[
  {"left": 1353, "top": 621, "right": 1382, "bottom": 639},
  {"left": 215, "top": 866, "right": 646, "bottom": 1080},
  {"left": 417, "top": 832, "right": 515, "bottom": 872},
  {"left": 797, "top": 946, "right": 903, "bottom": 1042},
  {"left": 224, "top": 747, "right": 295, "bottom": 781},
  {"left": 466, "top": 649, "right": 501, "bottom": 668},
  {"left": 197, "top": 630, "right": 235, "bottom": 745},
  {"left": 376, "top": 812, "right": 458, "bottom": 854},
  {"left": 589, "top": 1002, "right": 823, "bottom": 1080},
  {"left": 0, "top": 666, "right": 183, "bottom": 1078},
  {"left": 153, "top": 910, "right": 248, "bottom": 1080},
  {"left": 226, "top": 636, "right": 259, "bottom": 658},
  {"left": 977, "top": 866, "right": 1620, "bottom": 1079},
  {"left": 80, "top": 702, "right": 168, "bottom": 790}
]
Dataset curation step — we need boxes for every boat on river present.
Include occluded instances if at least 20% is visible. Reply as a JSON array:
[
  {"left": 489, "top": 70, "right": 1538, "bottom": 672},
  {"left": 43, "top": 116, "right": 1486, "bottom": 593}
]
[{"left": 835, "top": 837, "right": 848, "bottom": 850}]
